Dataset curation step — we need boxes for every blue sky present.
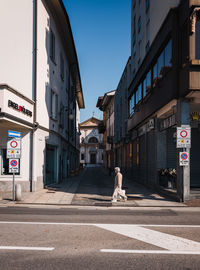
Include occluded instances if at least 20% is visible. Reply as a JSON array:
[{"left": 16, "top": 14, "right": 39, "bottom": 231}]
[{"left": 63, "top": 0, "right": 131, "bottom": 122}]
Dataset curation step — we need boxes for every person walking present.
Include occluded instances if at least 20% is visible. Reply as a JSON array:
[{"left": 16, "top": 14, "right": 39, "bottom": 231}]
[{"left": 111, "top": 167, "right": 127, "bottom": 202}]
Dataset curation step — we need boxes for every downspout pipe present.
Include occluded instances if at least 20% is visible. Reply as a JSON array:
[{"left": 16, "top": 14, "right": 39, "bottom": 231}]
[{"left": 30, "top": 0, "right": 38, "bottom": 192}]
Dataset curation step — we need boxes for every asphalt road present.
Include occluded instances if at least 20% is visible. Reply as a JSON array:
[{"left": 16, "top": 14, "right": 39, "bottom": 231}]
[{"left": 0, "top": 206, "right": 200, "bottom": 270}]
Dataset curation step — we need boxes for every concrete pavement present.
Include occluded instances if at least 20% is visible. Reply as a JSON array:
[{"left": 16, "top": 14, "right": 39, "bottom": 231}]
[{"left": 0, "top": 166, "right": 187, "bottom": 207}]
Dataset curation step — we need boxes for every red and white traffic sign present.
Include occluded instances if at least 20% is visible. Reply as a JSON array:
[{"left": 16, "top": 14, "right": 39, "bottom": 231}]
[
  {"left": 177, "top": 126, "right": 191, "bottom": 139},
  {"left": 179, "top": 152, "right": 189, "bottom": 166},
  {"left": 177, "top": 126, "right": 191, "bottom": 148},
  {"left": 7, "top": 138, "right": 21, "bottom": 159},
  {"left": 9, "top": 159, "right": 19, "bottom": 173}
]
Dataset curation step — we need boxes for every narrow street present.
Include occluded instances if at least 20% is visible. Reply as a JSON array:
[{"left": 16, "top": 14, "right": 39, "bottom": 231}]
[{"left": 4, "top": 166, "right": 184, "bottom": 207}]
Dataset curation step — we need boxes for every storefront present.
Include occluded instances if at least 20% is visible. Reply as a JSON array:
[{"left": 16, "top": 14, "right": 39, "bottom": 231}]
[{"left": 0, "top": 86, "right": 34, "bottom": 194}]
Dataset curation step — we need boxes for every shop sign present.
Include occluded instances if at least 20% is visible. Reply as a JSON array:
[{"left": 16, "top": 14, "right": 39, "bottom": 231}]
[
  {"left": 160, "top": 114, "right": 176, "bottom": 131},
  {"left": 8, "top": 100, "right": 32, "bottom": 117},
  {"left": 138, "top": 124, "right": 146, "bottom": 136},
  {"left": 147, "top": 119, "right": 155, "bottom": 131},
  {"left": 9, "top": 159, "right": 19, "bottom": 173},
  {"left": 177, "top": 126, "right": 191, "bottom": 148},
  {"left": 8, "top": 130, "right": 21, "bottom": 138},
  {"left": 179, "top": 152, "right": 189, "bottom": 166}
]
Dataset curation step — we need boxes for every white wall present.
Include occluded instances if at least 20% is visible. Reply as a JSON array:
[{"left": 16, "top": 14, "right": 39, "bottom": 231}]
[
  {"left": 37, "top": 0, "right": 69, "bottom": 132},
  {"left": 0, "top": 0, "right": 33, "bottom": 99}
]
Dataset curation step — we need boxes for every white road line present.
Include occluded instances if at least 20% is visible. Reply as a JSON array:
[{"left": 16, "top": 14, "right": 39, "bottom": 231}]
[
  {"left": 0, "top": 246, "right": 54, "bottom": 251},
  {"left": 100, "top": 249, "right": 200, "bottom": 255},
  {"left": 96, "top": 224, "right": 200, "bottom": 251},
  {"left": 0, "top": 221, "right": 200, "bottom": 228}
]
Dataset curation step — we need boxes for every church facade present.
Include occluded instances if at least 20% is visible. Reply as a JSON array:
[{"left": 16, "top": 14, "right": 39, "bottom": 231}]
[{"left": 80, "top": 117, "right": 103, "bottom": 165}]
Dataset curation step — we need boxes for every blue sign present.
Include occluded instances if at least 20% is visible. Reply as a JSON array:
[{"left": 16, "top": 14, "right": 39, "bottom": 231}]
[{"left": 8, "top": 130, "right": 21, "bottom": 138}]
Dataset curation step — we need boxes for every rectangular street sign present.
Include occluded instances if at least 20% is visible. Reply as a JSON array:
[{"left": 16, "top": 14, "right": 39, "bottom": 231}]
[
  {"left": 177, "top": 138, "right": 191, "bottom": 148},
  {"left": 177, "top": 126, "right": 191, "bottom": 148},
  {"left": 9, "top": 159, "right": 19, "bottom": 173},
  {"left": 7, "top": 138, "right": 21, "bottom": 158},
  {"left": 8, "top": 130, "right": 21, "bottom": 138},
  {"left": 7, "top": 149, "right": 21, "bottom": 159},
  {"left": 179, "top": 152, "right": 189, "bottom": 166}
]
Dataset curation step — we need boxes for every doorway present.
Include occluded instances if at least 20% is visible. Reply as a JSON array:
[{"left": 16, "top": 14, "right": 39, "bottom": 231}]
[
  {"left": 45, "top": 144, "right": 57, "bottom": 185},
  {"left": 90, "top": 153, "right": 96, "bottom": 164}
]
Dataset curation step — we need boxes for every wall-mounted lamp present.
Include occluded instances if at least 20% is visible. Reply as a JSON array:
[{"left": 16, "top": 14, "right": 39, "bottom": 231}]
[{"left": 69, "top": 114, "right": 74, "bottom": 120}]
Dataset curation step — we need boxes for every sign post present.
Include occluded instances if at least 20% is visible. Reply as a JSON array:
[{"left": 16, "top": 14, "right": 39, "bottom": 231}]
[
  {"left": 177, "top": 126, "right": 191, "bottom": 148},
  {"left": 176, "top": 125, "right": 191, "bottom": 201},
  {"left": 7, "top": 131, "right": 21, "bottom": 201},
  {"left": 9, "top": 159, "right": 19, "bottom": 201}
]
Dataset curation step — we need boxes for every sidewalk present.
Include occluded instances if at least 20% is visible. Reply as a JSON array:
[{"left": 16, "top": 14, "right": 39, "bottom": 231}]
[{"left": 0, "top": 167, "right": 189, "bottom": 207}]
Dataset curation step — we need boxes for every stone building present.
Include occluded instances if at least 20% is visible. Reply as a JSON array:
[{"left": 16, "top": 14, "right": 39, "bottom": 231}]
[{"left": 80, "top": 117, "right": 103, "bottom": 165}]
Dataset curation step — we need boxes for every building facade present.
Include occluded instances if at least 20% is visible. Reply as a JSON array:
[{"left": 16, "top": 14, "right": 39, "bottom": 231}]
[
  {"left": 0, "top": 0, "right": 84, "bottom": 194},
  {"left": 126, "top": 0, "right": 200, "bottom": 201},
  {"left": 80, "top": 117, "right": 103, "bottom": 165},
  {"left": 97, "top": 91, "right": 116, "bottom": 170},
  {"left": 114, "top": 58, "right": 132, "bottom": 173}
]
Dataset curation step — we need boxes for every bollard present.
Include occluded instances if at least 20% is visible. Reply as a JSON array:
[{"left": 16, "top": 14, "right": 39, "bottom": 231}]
[{"left": 15, "top": 184, "right": 22, "bottom": 201}]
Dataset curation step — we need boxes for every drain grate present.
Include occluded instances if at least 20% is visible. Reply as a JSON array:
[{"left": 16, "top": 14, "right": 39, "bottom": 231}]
[{"left": 46, "top": 191, "right": 56, "bottom": 193}]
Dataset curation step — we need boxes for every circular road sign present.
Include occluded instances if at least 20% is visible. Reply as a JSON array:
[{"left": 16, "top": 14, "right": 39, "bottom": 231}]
[
  {"left": 180, "top": 130, "right": 188, "bottom": 138},
  {"left": 10, "top": 140, "right": 18, "bottom": 148},
  {"left": 181, "top": 153, "right": 188, "bottom": 160},
  {"left": 10, "top": 160, "right": 18, "bottom": 167}
]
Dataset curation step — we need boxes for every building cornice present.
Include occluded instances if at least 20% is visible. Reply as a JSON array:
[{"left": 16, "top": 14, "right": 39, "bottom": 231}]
[{"left": 0, "top": 84, "right": 35, "bottom": 105}]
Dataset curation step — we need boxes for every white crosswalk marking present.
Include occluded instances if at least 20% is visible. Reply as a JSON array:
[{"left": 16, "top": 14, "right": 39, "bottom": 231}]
[
  {"left": 96, "top": 224, "right": 200, "bottom": 252},
  {"left": 0, "top": 246, "right": 54, "bottom": 251},
  {"left": 1, "top": 221, "right": 200, "bottom": 254}
]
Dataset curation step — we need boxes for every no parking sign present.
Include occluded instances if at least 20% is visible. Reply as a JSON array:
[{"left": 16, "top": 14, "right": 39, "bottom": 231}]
[
  {"left": 179, "top": 152, "right": 189, "bottom": 166},
  {"left": 9, "top": 159, "right": 19, "bottom": 173}
]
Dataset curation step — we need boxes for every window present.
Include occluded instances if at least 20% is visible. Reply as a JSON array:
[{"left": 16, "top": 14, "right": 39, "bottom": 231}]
[
  {"left": 157, "top": 51, "right": 164, "bottom": 78},
  {"left": 144, "top": 70, "right": 151, "bottom": 96},
  {"left": 129, "top": 93, "right": 135, "bottom": 116},
  {"left": 88, "top": 137, "right": 98, "bottom": 143},
  {"left": 1, "top": 149, "right": 20, "bottom": 175},
  {"left": 164, "top": 39, "right": 172, "bottom": 67},
  {"left": 133, "top": 0, "right": 136, "bottom": 9},
  {"left": 138, "top": 58, "right": 141, "bottom": 68},
  {"left": 136, "top": 84, "right": 142, "bottom": 104},
  {"left": 59, "top": 103, "right": 64, "bottom": 128},
  {"left": 50, "top": 29, "right": 55, "bottom": 62},
  {"left": 50, "top": 90, "right": 58, "bottom": 120},
  {"left": 145, "top": 42, "right": 150, "bottom": 54},
  {"left": 81, "top": 153, "right": 84, "bottom": 160},
  {"left": 133, "top": 15, "right": 136, "bottom": 53},
  {"left": 138, "top": 16, "right": 141, "bottom": 33},
  {"left": 146, "top": 19, "right": 150, "bottom": 53},
  {"left": 60, "top": 53, "right": 64, "bottom": 80},
  {"left": 146, "top": 0, "right": 150, "bottom": 12},
  {"left": 153, "top": 61, "right": 158, "bottom": 83}
]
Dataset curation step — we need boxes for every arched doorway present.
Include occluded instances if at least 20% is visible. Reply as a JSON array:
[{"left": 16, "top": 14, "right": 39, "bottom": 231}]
[{"left": 90, "top": 153, "right": 96, "bottom": 164}]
